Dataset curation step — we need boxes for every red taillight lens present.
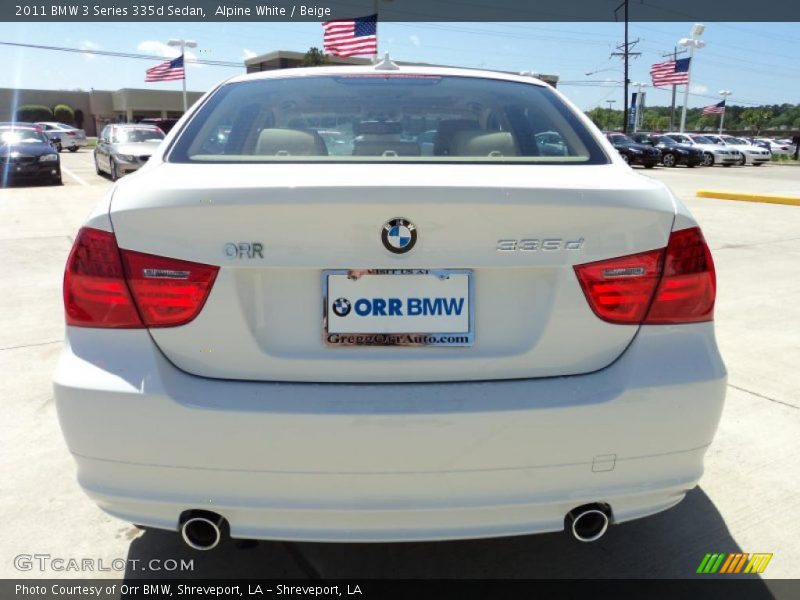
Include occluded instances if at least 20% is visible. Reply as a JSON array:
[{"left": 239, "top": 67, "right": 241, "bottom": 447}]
[
  {"left": 64, "top": 228, "right": 143, "bottom": 328},
  {"left": 574, "top": 248, "right": 664, "bottom": 324},
  {"left": 63, "top": 227, "right": 219, "bottom": 328},
  {"left": 574, "top": 227, "right": 716, "bottom": 325},
  {"left": 121, "top": 250, "right": 218, "bottom": 328},
  {"left": 645, "top": 227, "right": 716, "bottom": 324}
]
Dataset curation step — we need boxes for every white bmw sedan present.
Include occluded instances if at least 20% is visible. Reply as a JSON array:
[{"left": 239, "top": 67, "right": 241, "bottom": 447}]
[{"left": 55, "top": 65, "right": 726, "bottom": 549}]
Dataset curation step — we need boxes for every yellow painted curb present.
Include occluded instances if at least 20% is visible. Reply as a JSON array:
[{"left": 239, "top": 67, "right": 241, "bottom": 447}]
[{"left": 696, "top": 189, "right": 800, "bottom": 206}]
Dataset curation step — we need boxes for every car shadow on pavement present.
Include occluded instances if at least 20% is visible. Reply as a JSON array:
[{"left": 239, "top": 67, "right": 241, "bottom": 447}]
[{"left": 123, "top": 487, "right": 769, "bottom": 583}]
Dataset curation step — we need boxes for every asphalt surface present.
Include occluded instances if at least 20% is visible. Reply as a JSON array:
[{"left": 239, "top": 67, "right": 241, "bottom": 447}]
[{"left": 1, "top": 152, "right": 798, "bottom": 585}]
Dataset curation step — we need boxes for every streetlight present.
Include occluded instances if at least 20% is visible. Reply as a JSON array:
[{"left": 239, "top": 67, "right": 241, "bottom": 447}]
[
  {"left": 631, "top": 81, "right": 648, "bottom": 132},
  {"left": 718, "top": 90, "right": 732, "bottom": 134},
  {"left": 167, "top": 38, "right": 197, "bottom": 112},
  {"left": 678, "top": 24, "right": 706, "bottom": 133},
  {"left": 585, "top": 68, "right": 623, "bottom": 77}
]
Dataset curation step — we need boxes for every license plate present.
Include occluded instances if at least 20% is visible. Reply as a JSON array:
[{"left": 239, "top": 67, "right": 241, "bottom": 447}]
[{"left": 323, "top": 269, "right": 473, "bottom": 347}]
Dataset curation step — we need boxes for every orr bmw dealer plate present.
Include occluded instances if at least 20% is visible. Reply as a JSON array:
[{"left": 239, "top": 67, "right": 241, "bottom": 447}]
[{"left": 323, "top": 269, "right": 474, "bottom": 346}]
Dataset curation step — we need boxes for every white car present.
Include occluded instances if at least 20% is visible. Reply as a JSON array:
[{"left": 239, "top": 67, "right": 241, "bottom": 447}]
[
  {"left": 55, "top": 65, "right": 726, "bottom": 549},
  {"left": 753, "top": 138, "right": 794, "bottom": 157},
  {"left": 36, "top": 121, "right": 87, "bottom": 152},
  {"left": 704, "top": 134, "right": 771, "bottom": 166},
  {"left": 664, "top": 132, "right": 739, "bottom": 167}
]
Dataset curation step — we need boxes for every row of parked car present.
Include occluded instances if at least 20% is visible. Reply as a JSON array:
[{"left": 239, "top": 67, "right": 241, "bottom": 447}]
[{"left": 604, "top": 131, "right": 796, "bottom": 169}]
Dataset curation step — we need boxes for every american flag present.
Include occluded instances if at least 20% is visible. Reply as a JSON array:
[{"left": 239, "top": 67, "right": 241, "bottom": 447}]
[
  {"left": 145, "top": 55, "right": 185, "bottom": 82},
  {"left": 650, "top": 57, "right": 691, "bottom": 87},
  {"left": 323, "top": 14, "right": 377, "bottom": 57},
  {"left": 703, "top": 100, "right": 726, "bottom": 115}
]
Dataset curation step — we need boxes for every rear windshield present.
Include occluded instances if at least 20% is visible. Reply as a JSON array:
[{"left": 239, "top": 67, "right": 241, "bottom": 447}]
[
  {"left": 169, "top": 74, "right": 607, "bottom": 164},
  {"left": 112, "top": 128, "right": 164, "bottom": 143}
]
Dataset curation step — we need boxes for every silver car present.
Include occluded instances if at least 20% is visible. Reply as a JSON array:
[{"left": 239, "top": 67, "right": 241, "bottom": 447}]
[
  {"left": 36, "top": 122, "right": 87, "bottom": 152},
  {"left": 94, "top": 124, "right": 165, "bottom": 180}
]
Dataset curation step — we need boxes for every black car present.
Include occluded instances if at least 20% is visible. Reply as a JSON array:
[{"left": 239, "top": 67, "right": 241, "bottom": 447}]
[
  {"left": 633, "top": 133, "right": 705, "bottom": 168},
  {"left": 604, "top": 132, "right": 661, "bottom": 168},
  {"left": 0, "top": 124, "right": 62, "bottom": 185}
]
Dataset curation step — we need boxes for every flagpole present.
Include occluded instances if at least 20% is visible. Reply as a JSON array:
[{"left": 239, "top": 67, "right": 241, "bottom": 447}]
[
  {"left": 718, "top": 91, "right": 732, "bottom": 135},
  {"left": 167, "top": 38, "right": 197, "bottom": 113},
  {"left": 372, "top": 0, "right": 379, "bottom": 64},
  {"left": 678, "top": 24, "right": 705, "bottom": 133}
]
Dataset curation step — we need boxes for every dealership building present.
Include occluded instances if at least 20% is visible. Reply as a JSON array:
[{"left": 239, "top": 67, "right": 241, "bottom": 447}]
[{"left": 0, "top": 50, "right": 559, "bottom": 136}]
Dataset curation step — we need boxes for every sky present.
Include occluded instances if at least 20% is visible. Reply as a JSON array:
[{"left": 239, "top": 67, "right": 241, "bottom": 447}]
[{"left": 0, "top": 21, "right": 798, "bottom": 111}]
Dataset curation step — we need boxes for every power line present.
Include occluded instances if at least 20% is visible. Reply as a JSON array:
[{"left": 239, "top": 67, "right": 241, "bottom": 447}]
[{"left": 0, "top": 40, "right": 242, "bottom": 68}]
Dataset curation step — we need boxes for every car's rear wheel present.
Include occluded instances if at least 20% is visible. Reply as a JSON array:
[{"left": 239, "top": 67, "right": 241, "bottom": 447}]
[
  {"left": 662, "top": 153, "right": 677, "bottom": 167},
  {"left": 737, "top": 155, "right": 746, "bottom": 166},
  {"left": 703, "top": 153, "right": 714, "bottom": 166}
]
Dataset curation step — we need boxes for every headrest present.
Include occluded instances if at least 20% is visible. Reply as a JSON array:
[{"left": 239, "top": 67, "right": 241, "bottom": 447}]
[
  {"left": 451, "top": 130, "right": 518, "bottom": 157},
  {"left": 433, "top": 119, "right": 480, "bottom": 155},
  {"left": 255, "top": 129, "right": 327, "bottom": 156},
  {"left": 352, "top": 141, "right": 421, "bottom": 157}
]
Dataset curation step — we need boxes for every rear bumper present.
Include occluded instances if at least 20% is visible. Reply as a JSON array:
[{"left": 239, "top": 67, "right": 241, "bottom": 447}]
[{"left": 54, "top": 323, "right": 726, "bottom": 542}]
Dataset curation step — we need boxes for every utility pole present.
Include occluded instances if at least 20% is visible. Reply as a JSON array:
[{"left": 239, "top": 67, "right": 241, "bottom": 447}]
[
  {"left": 662, "top": 46, "right": 688, "bottom": 131},
  {"left": 612, "top": 0, "right": 641, "bottom": 134}
]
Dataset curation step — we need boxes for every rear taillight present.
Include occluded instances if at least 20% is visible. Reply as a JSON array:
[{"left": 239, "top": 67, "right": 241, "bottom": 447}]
[
  {"left": 645, "top": 227, "right": 715, "bottom": 324},
  {"left": 64, "top": 227, "right": 218, "bottom": 328},
  {"left": 574, "top": 227, "right": 715, "bottom": 325},
  {"left": 121, "top": 250, "right": 218, "bottom": 327}
]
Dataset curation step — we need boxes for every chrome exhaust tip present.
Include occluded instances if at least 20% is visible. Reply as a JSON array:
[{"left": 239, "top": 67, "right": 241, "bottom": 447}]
[
  {"left": 180, "top": 512, "right": 224, "bottom": 551},
  {"left": 566, "top": 504, "right": 611, "bottom": 542}
]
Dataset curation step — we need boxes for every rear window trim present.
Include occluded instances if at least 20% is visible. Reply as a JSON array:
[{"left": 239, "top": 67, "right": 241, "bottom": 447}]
[{"left": 166, "top": 74, "right": 611, "bottom": 166}]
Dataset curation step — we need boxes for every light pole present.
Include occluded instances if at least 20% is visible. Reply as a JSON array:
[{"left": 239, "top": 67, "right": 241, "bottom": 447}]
[
  {"left": 605, "top": 100, "right": 616, "bottom": 130},
  {"left": 631, "top": 81, "right": 647, "bottom": 132},
  {"left": 678, "top": 24, "right": 706, "bottom": 133},
  {"left": 718, "top": 90, "right": 732, "bottom": 134},
  {"left": 167, "top": 38, "right": 197, "bottom": 113}
]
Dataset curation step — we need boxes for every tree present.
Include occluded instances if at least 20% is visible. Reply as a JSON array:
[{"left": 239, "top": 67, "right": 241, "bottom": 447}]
[
  {"left": 740, "top": 108, "right": 773, "bottom": 134},
  {"left": 15, "top": 104, "right": 53, "bottom": 122},
  {"left": 53, "top": 104, "right": 75, "bottom": 125},
  {"left": 302, "top": 47, "right": 328, "bottom": 67}
]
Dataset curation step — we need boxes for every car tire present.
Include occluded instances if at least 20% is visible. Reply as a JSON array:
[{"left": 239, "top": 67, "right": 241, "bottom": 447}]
[
  {"left": 110, "top": 159, "right": 119, "bottom": 181},
  {"left": 94, "top": 153, "right": 102, "bottom": 175},
  {"left": 621, "top": 154, "right": 630, "bottom": 164},
  {"left": 644, "top": 162, "right": 656, "bottom": 169},
  {"left": 703, "top": 153, "right": 714, "bottom": 167},
  {"left": 662, "top": 153, "right": 677, "bottom": 168},
  {"left": 56, "top": 142, "right": 63, "bottom": 153},
  {"left": 737, "top": 156, "right": 746, "bottom": 166},
  {"left": 68, "top": 147, "right": 78, "bottom": 153},
  {"left": 51, "top": 172, "right": 63, "bottom": 186}
]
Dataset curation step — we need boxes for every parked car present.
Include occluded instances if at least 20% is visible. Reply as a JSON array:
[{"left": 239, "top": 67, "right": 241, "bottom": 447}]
[
  {"left": 633, "top": 133, "right": 704, "bottom": 168},
  {"left": 705, "top": 135, "right": 770, "bottom": 166},
  {"left": 36, "top": 122, "right": 87, "bottom": 152},
  {"left": 752, "top": 138, "right": 794, "bottom": 157},
  {"left": 0, "top": 124, "right": 61, "bottom": 185},
  {"left": 56, "top": 65, "right": 725, "bottom": 549},
  {"left": 94, "top": 123, "right": 165, "bottom": 180},
  {"left": 663, "top": 133, "right": 738, "bottom": 167},
  {"left": 137, "top": 117, "right": 179, "bottom": 134},
  {"left": 603, "top": 132, "right": 661, "bottom": 168}
]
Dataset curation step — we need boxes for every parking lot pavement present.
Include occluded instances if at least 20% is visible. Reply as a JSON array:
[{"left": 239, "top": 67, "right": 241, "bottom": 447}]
[{"left": 1, "top": 156, "right": 798, "bottom": 583}]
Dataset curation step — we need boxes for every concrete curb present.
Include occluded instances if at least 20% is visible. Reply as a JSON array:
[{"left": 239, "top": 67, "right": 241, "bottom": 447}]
[{"left": 696, "top": 190, "right": 800, "bottom": 207}]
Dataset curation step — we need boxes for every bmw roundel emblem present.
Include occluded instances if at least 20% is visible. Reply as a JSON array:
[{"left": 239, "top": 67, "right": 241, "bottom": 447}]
[
  {"left": 381, "top": 218, "right": 417, "bottom": 254},
  {"left": 332, "top": 297, "right": 351, "bottom": 317}
]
